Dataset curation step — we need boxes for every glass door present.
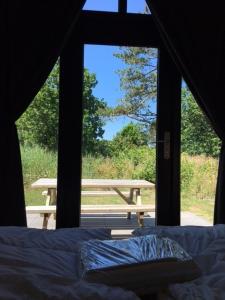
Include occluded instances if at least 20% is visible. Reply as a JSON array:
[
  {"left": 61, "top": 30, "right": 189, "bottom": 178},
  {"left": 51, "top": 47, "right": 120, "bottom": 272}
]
[{"left": 57, "top": 8, "right": 181, "bottom": 228}]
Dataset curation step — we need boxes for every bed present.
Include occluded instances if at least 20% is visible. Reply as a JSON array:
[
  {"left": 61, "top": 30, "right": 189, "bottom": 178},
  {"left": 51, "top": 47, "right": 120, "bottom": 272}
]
[
  {"left": 0, "top": 225, "right": 224, "bottom": 300},
  {"left": 0, "top": 226, "right": 139, "bottom": 300},
  {"left": 133, "top": 224, "right": 225, "bottom": 300}
]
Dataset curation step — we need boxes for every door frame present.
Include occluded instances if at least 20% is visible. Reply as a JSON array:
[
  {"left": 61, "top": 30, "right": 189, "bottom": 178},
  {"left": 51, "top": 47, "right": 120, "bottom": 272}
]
[{"left": 57, "top": 11, "right": 181, "bottom": 228}]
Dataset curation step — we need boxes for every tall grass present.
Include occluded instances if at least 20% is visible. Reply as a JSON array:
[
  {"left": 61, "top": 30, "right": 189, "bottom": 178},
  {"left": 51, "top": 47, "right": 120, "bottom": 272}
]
[
  {"left": 21, "top": 146, "right": 57, "bottom": 187},
  {"left": 181, "top": 153, "right": 218, "bottom": 200},
  {"left": 181, "top": 154, "right": 218, "bottom": 221},
  {"left": 82, "top": 147, "right": 156, "bottom": 181}
]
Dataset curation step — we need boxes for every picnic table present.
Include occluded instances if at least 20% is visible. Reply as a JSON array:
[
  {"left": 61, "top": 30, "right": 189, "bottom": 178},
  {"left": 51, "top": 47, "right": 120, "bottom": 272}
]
[{"left": 28, "top": 178, "right": 155, "bottom": 228}]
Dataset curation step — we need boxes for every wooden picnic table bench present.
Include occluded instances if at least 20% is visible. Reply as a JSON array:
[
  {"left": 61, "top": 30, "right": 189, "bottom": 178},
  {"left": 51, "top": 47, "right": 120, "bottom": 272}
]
[
  {"left": 26, "top": 204, "right": 155, "bottom": 228},
  {"left": 42, "top": 190, "right": 130, "bottom": 198},
  {"left": 29, "top": 178, "right": 155, "bottom": 229}
]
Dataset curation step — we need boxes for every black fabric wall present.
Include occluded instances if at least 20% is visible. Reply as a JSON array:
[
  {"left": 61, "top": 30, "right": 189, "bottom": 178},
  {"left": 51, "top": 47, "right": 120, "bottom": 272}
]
[
  {"left": 0, "top": 0, "right": 85, "bottom": 226},
  {"left": 147, "top": 0, "right": 225, "bottom": 224}
]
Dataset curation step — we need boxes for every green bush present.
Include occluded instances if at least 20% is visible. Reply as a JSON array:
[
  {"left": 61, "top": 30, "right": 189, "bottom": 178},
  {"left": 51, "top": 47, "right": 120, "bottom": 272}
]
[
  {"left": 111, "top": 147, "right": 156, "bottom": 182},
  {"left": 126, "top": 147, "right": 156, "bottom": 182},
  {"left": 110, "top": 123, "right": 149, "bottom": 156}
]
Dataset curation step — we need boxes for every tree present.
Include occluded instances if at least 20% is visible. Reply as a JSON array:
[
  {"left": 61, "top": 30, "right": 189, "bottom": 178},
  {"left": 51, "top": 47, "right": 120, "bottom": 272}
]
[
  {"left": 181, "top": 88, "right": 221, "bottom": 157},
  {"left": 108, "top": 47, "right": 157, "bottom": 125},
  {"left": 111, "top": 122, "right": 149, "bottom": 155},
  {"left": 17, "top": 63, "right": 59, "bottom": 150},
  {"left": 17, "top": 65, "right": 106, "bottom": 154},
  {"left": 82, "top": 70, "right": 106, "bottom": 155},
  {"left": 112, "top": 46, "right": 221, "bottom": 156}
]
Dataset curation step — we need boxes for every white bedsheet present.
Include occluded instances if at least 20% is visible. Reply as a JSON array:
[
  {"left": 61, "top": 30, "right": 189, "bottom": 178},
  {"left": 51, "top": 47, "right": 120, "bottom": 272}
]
[
  {"left": 0, "top": 227, "right": 140, "bottom": 300},
  {"left": 4, "top": 225, "right": 225, "bottom": 299},
  {"left": 133, "top": 224, "right": 225, "bottom": 300},
  {"left": 170, "top": 238, "right": 225, "bottom": 300}
]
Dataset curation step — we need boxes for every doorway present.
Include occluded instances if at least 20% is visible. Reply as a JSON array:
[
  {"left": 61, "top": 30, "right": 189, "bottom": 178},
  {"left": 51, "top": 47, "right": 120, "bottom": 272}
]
[{"left": 57, "top": 9, "right": 181, "bottom": 228}]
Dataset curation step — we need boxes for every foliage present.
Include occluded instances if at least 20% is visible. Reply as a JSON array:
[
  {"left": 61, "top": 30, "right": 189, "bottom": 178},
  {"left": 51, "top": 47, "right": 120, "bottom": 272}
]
[
  {"left": 180, "top": 153, "right": 195, "bottom": 190},
  {"left": 82, "top": 69, "right": 106, "bottom": 155},
  {"left": 111, "top": 46, "right": 221, "bottom": 157},
  {"left": 181, "top": 88, "right": 221, "bottom": 157},
  {"left": 184, "top": 155, "right": 218, "bottom": 200},
  {"left": 181, "top": 154, "right": 218, "bottom": 222},
  {"left": 94, "top": 140, "right": 113, "bottom": 157},
  {"left": 110, "top": 122, "right": 149, "bottom": 155},
  {"left": 111, "top": 47, "right": 157, "bottom": 124},
  {"left": 118, "top": 147, "right": 156, "bottom": 182},
  {"left": 21, "top": 145, "right": 57, "bottom": 186},
  {"left": 82, "top": 146, "right": 156, "bottom": 183},
  {"left": 17, "top": 63, "right": 60, "bottom": 150},
  {"left": 17, "top": 65, "right": 106, "bottom": 154}
]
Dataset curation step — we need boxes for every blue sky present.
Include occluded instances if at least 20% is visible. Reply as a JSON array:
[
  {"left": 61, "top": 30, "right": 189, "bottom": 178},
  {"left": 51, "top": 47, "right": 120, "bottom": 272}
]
[
  {"left": 84, "top": 45, "right": 129, "bottom": 140},
  {"left": 83, "top": 0, "right": 147, "bottom": 13},
  {"left": 83, "top": 0, "right": 148, "bottom": 140}
]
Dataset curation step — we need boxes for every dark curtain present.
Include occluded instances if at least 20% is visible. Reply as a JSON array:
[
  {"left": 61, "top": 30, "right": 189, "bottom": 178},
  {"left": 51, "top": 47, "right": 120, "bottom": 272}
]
[
  {"left": 146, "top": 1, "right": 225, "bottom": 224},
  {"left": 0, "top": 0, "right": 85, "bottom": 226}
]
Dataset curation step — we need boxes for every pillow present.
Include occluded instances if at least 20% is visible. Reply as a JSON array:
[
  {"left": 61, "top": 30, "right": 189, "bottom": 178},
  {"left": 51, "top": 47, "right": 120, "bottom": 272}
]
[
  {"left": 0, "top": 227, "right": 111, "bottom": 251},
  {"left": 80, "top": 235, "right": 201, "bottom": 296},
  {"left": 80, "top": 235, "right": 192, "bottom": 272}
]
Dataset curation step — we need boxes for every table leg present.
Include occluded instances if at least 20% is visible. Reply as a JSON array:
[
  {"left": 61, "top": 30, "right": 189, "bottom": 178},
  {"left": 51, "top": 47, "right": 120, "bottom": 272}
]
[
  {"left": 135, "top": 189, "right": 144, "bottom": 226},
  {"left": 42, "top": 188, "right": 57, "bottom": 229},
  {"left": 49, "top": 188, "right": 57, "bottom": 221},
  {"left": 49, "top": 188, "right": 57, "bottom": 205},
  {"left": 136, "top": 189, "right": 142, "bottom": 205},
  {"left": 42, "top": 213, "right": 51, "bottom": 229},
  {"left": 127, "top": 188, "right": 134, "bottom": 219},
  {"left": 137, "top": 212, "right": 145, "bottom": 227}
]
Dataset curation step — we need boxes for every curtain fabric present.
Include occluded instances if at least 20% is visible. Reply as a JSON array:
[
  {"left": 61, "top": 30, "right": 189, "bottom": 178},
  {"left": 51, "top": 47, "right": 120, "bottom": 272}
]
[
  {"left": 0, "top": 0, "right": 85, "bottom": 226},
  {"left": 146, "top": 1, "right": 225, "bottom": 224}
]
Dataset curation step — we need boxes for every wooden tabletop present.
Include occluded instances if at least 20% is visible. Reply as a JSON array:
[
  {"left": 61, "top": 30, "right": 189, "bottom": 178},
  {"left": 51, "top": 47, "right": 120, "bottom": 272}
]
[{"left": 31, "top": 178, "right": 154, "bottom": 189}]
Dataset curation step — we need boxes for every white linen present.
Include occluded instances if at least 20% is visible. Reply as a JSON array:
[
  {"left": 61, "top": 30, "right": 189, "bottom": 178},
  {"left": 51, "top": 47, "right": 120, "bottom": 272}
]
[
  {"left": 170, "top": 238, "right": 225, "bottom": 300},
  {"left": 133, "top": 225, "right": 225, "bottom": 300},
  {"left": 133, "top": 224, "right": 225, "bottom": 256},
  {"left": 0, "top": 227, "right": 140, "bottom": 300},
  {"left": 0, "top": 226, "right": 111, "bottom": 250}
]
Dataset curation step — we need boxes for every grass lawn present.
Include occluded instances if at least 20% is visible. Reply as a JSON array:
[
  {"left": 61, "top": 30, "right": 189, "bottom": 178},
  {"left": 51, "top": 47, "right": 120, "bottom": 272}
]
[
  {"left": 25, "top": 188, "right": 46, "bottom": 206},
  {"left": 81, "top": 189, "right": 155, "bottom": 205},
  {"left": 181, "top": 193, "right": 214, "bottom": 223},
  {"left": 25, "top": 188, "right": 155, "bottom": 206}
]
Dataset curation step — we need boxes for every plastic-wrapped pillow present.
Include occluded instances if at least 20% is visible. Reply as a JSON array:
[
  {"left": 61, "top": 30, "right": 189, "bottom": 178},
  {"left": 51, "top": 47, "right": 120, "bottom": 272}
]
[
  {"left": 79, "top": 235, "right": 201, "bottom": 296},
  {"left": 80, "top": 234, "right": 191, "bottom": 273}
]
